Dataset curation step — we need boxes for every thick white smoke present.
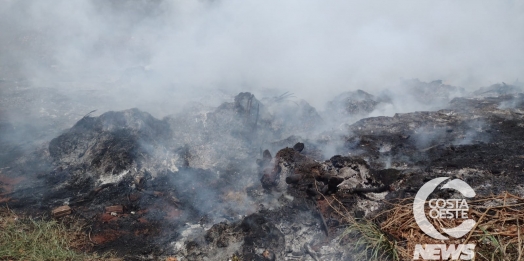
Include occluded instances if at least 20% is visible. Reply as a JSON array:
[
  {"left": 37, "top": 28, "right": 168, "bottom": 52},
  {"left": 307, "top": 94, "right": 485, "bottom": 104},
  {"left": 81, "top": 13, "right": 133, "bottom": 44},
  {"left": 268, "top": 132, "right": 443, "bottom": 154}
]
[{"left": 1, "top": 0, "right": 523, "bottom": 112}]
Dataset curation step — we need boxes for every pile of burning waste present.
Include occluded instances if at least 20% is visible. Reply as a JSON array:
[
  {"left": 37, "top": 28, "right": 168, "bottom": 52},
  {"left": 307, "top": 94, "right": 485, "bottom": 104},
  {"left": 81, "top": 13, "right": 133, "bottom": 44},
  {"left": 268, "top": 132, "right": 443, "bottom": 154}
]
[{"left": 1, "top": 81, "right": 524, "bottom": 260}]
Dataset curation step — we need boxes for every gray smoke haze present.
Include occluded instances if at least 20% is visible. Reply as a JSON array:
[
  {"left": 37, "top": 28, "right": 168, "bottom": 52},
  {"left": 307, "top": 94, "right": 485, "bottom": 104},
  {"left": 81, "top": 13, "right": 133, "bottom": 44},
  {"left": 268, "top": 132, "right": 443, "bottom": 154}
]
[
  {"left": 1, "top": 0, "right": 523, "bottom": 113},
  {"left": 2, "top": 2, "right": 524, "bottom": 258}
]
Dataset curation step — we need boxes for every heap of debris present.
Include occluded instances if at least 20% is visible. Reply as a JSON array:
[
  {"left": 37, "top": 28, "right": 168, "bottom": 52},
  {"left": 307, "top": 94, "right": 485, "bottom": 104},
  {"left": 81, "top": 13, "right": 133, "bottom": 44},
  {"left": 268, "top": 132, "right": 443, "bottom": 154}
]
[{"left": 1, "top": 82, "right": 524, "bottom": 260}]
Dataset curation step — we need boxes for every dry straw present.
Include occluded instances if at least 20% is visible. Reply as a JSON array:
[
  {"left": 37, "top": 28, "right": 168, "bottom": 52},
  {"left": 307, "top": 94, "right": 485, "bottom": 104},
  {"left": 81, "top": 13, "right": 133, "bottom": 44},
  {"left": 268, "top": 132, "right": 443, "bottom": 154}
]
[{"left": 322, "top": 191, "right": 524, "bottom": 261}]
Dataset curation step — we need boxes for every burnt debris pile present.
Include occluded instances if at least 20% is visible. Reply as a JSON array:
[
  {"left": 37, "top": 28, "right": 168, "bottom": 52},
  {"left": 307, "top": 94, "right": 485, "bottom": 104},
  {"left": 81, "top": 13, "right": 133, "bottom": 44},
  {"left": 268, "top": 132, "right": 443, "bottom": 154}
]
[
  {"left": 327, "top": 89, "right": 383, "bottom": 118},
  {"left": 2, "top": 83, "right": 524, "bottom": 260},
  {"left": 324, "top": 79, "right": 466, "bottom": 125}
]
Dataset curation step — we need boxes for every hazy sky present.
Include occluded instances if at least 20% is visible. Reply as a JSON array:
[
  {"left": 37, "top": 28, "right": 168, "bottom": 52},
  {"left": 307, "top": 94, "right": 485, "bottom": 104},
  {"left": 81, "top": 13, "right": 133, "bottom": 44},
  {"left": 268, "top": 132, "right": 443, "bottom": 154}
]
[{"left": 1, "top": 0, "right": 523, "bottom": 108}]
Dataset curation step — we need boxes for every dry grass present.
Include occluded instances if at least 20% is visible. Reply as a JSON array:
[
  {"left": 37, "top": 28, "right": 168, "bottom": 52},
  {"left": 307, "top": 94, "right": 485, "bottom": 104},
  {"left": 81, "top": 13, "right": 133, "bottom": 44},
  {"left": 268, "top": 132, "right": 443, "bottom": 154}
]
[
  {"left": 320, "top": 194, "right": 400, "bottom": 261},
  {"left": 377, "top": 192, "right": 524, "bottom": 261},
  {"left": 0, "top": 206, "right": 121, "bottom": 261},
  {"left": 322, "top": 191, "right": 524, "bottom": 260}
]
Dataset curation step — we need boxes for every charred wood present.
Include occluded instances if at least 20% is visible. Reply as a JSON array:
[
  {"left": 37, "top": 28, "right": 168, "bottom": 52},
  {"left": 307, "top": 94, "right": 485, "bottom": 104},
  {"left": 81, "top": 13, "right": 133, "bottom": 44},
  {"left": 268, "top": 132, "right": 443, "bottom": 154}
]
[{"left": 347, "top": 185, "right": 391, "bottom": 194}]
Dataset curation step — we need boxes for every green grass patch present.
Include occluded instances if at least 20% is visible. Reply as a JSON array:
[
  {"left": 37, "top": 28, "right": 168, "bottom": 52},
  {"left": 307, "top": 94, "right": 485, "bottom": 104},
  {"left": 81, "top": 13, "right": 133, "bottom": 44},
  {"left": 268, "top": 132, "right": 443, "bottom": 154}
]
[
  {"left": 0, "top": 207, "right": 117, "bottom": 261},
  {"left": 341, "top": 219, "right": 399, "bottom": 261}
]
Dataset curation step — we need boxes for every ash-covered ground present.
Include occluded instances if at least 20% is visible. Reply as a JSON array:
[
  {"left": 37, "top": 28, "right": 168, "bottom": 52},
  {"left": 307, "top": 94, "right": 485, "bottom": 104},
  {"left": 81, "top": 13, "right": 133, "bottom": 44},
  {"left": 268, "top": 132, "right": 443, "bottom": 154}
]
[{"left": 1, "top": 80, "right": 524, "bottom": 260}]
